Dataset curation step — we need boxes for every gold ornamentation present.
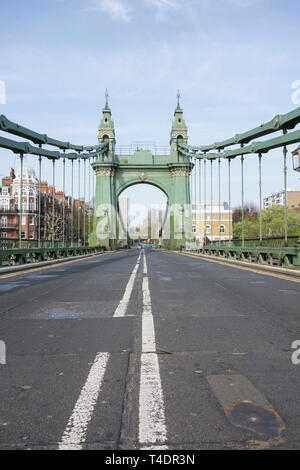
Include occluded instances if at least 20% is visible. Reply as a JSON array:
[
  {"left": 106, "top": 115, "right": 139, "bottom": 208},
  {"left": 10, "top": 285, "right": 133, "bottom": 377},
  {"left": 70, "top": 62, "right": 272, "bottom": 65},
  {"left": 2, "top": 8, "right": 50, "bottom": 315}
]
[
  {"left": 170, "top": 169, "right": 190, "bottom": 177},
  {"left": 96, "top": 169, "right": 115, "bottom": 177},
  {"left": 139, "top": 172, "right": 147, "bottom": 182}
]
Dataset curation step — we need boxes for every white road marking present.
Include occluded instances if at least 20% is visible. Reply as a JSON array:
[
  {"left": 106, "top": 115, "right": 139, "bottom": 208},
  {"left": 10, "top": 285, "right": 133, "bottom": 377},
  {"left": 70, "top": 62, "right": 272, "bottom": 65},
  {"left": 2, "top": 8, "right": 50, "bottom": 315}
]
[
  {"left": 142, "top": 277, "right": 156, "bottom": 353},
  {"left": 114, "top": 253, "right": 141, "bottom": 318},
  {"left": 215, "top": 282, "right": 226, "bottom": 290},
  {"left": 139, "top": 250, "right": 168, "bottom": 449},
  {"left": 59, "top": 252, "right": 142, "bottom": 450},
  {"left": 143, "top": 250, "right": 148, "bottom": 274},
  {"left": 59, "top": 352, "right": 110, "bottom": 450}
]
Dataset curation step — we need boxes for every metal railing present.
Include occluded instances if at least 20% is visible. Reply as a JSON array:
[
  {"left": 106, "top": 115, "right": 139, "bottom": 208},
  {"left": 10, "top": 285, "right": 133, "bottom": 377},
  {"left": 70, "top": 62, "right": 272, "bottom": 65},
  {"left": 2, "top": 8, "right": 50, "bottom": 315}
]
[
  {"left": 115, "top": 143, "right": 170, "bottom": 155},
  {"left": 207, "top": 235, "right": 300, "bottom": 248}
]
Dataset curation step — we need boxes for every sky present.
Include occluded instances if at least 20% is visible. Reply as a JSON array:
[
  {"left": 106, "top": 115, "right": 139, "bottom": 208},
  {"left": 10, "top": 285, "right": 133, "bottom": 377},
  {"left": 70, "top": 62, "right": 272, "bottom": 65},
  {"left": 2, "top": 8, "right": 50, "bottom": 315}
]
[{"left": 0, "top": 0, "right": 299, "bottom": 213}]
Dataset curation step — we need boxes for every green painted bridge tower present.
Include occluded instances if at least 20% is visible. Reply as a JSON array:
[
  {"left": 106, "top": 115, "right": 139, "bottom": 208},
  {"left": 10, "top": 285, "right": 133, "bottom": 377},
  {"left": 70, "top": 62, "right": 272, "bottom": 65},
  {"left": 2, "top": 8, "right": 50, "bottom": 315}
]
[{"left": 90, "top": 92, "right": 193, "bottom": 250}]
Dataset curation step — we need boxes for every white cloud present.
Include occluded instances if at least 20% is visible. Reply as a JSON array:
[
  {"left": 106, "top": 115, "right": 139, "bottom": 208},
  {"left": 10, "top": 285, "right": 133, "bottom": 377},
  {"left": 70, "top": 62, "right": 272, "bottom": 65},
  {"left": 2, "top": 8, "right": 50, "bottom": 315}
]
[
  {"left": 86, "top": 0, "right": 131, "bottom": 22},
  {"left": 145, "top": 0, "right": 183, "bottom": 8},
  {"left": 144, "top": 0, "right": 184, "bottom": 20}
]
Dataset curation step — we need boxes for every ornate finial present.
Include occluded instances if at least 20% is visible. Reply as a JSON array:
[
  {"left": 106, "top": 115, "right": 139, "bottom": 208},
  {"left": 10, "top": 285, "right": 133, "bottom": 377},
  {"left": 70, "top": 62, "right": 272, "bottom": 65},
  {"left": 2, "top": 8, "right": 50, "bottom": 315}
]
[
  {"left": 177, "top": 89, "right": 180, "bottom": 106},
  {"left": 105, "top": 88, "right": 109, "bottom": 105}
]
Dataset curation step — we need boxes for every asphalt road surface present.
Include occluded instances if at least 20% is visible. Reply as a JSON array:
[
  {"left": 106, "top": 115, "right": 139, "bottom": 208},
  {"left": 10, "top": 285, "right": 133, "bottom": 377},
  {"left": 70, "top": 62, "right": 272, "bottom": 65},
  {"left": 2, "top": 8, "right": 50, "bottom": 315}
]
[{"left": 0, "top": 248, "right": 299, "bottom": 450}]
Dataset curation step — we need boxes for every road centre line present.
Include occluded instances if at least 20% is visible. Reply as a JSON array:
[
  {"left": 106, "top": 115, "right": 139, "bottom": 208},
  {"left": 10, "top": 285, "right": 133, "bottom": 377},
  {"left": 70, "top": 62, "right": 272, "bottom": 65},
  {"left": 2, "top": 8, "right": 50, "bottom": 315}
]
[{"left": 139, "top": 250, "right": 168, "bottom": 449}]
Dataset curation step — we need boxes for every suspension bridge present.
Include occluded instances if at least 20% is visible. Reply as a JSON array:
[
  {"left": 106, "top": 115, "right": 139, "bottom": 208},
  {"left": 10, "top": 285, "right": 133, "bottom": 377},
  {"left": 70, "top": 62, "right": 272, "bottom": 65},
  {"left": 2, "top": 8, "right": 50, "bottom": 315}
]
[
  {"left": 0, "top": 95, "right": 300, "bottom": 451},
  {"left": 0, "top": 93, "right": 300, "bottom": 267}
]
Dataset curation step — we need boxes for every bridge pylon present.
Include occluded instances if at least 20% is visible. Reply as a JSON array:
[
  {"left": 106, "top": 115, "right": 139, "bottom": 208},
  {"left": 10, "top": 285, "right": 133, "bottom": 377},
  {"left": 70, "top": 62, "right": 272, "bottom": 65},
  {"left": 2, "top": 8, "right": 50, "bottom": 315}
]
[{"left": 90, "top": 92, "right": 193, "bottom": 250}]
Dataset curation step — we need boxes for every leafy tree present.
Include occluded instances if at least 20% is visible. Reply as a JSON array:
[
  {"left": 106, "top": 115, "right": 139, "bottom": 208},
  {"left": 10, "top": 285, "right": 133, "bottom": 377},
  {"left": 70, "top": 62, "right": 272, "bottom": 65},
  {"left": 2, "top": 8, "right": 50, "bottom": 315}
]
[{"left": 233, "top": 204, "right": 300, "bottom": 239}]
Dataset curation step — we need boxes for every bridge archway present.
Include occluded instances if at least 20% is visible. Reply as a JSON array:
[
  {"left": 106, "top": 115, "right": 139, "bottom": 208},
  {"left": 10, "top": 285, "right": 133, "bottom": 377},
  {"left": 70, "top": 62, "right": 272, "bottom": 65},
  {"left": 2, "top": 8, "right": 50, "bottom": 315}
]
[
  {"left": 90, "top": 94, "right": 193, "bottom": 250},
  {"left": 118, "top": 182, "right": 169, "bottom": 246}
]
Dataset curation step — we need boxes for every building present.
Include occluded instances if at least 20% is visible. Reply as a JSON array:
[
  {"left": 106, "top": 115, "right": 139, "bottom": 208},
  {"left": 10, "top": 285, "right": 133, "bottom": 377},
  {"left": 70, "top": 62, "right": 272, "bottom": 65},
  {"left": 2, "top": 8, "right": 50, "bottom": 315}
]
[
  {"left": 263, "top": 190, "right": 300, "bottom": 211},
  {"left": 192, "top": 202, "right": 233, "bottom": 243},
  {"left": 0, "top": 165, "right": 73, "bottom": 241},
  {"left": 0, "top": 165, "right": 39, "bottom": 240},
  {"left": 292, "top": 147, "right": 300, "bottom": 172}
]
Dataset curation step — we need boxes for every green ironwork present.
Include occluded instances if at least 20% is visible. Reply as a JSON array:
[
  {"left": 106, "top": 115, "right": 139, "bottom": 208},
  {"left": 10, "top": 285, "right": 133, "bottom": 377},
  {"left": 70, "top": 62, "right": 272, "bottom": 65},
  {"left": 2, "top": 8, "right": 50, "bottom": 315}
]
[
  {"left": 258, "top": 153, "right": 262, "bottom": 242},
  {"left": 90, "top": 93, "right": 193, "bottom": 250},
  {"left": 83, "top": 158, "right": 86, "bottom": 245},
  {"left": 1, "top": 100, "right": 300, "bottom": 268},
  {"left": 283, "top": 144, "right": 288, "bottom": 244},
  {"left": 210, "top": 159, "right": 213, "bottom": 240},
  {"left": 241, "top": 154, "right": 245, "bottom": 248},
  {"left": 38, "top": 154, "right": 42, "bottom": 248},
  {"left": 185, "top": 242, "right": 300, "bottom": 269},
  {"left": 63, "top": 156, "right": 66, "bottom": 246},
  {"left": 78, "top": 157, "right": 81, "bottom": 244},
  {"left": 19, "top": 154, "right": 23, "bottom": 248},
  {"left": 204, "top": 157, "right": 207, "bottom": 242},
  {"left": 0, "top": 244, "right": 104, "bottom": 267},
  {"left": 228, "top": 158, "right": 231, "bottom": 245},
  {"left": 218, "top": 156, "right": 221, "bottom": 246},
  {"left": 52, "top": 159, "right": 55, "bottom": 248},
  {"left": 71, "top": 158, "right": 74, "bottom": 247}
]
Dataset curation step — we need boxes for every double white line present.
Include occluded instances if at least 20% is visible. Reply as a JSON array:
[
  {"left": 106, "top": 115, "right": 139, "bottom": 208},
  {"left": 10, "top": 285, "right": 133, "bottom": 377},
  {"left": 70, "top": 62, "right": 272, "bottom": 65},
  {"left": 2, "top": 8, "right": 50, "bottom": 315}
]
[{"left": 59, "top": 250, "right": 167, "bottom": 450}]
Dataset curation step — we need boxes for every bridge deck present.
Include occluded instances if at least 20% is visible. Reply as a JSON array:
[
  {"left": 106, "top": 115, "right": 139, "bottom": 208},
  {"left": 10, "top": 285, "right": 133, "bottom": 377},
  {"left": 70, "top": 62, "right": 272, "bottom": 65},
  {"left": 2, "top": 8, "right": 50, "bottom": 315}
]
[{"left": 0, "top": 249, "right": 299, "bottom": 450}]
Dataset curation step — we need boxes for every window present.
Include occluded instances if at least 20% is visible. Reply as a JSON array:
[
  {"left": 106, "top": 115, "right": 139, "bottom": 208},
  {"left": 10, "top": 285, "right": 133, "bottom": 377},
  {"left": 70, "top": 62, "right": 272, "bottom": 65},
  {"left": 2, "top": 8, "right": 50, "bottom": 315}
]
[
  {"left": 29, "top": 216, "right": 34, "bottom": 225},
  {"left": 1, "top": 232, "right": 7, "bottom": 238},
  {"left": 29, "top": 202, "right": 34, "bottom": 211},
  {"left": 1, "top": 217, "right": 7, "bottom": 227},
  {"left": 0, "top": 202, "right": 8, "bottom": 210},
  {"left": 192, "top": 225, "right": 196, "bottom": 233},
  {"left": 205, "top": 225, "right": 211, "bottom": 234},
  {"left": 2, "top": 187, "right": 9, "bottom": 196},
  {"left": 21, "top": 231, "right": 26, "bottom": 239},
  {"left": 219, "top": 225, "right": 225, "bottom": 234},
  {"left": 22, "top": 216, "right": 26, "bottom": 225}
]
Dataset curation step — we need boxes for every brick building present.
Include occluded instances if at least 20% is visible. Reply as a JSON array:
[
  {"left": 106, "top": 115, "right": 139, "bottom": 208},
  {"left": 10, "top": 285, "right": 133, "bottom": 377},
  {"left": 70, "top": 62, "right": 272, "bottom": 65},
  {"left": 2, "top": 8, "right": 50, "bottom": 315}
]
[{"left": 0, "top": 165, "right": 74, "bottom": 241}]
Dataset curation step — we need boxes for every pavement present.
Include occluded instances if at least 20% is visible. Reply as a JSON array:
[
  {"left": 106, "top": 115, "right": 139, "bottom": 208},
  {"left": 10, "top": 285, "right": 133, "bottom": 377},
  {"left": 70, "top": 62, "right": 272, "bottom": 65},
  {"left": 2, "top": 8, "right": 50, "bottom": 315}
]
[{"left": 0, "top": 248, "right": 299, "bottom": 450}]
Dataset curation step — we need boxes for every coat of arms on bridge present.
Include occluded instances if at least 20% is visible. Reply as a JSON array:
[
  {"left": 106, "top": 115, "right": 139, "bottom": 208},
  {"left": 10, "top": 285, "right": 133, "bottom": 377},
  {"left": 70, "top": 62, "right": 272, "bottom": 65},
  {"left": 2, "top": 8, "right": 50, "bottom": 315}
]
[{"left": 139, "top": 171, "right": 147, "bottom": 182}]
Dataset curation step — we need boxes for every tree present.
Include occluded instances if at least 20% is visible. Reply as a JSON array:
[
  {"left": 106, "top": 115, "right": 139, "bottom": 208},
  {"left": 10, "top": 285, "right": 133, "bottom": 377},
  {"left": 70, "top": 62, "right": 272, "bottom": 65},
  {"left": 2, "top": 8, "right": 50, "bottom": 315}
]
[
  {"left": 232, "top": 202, "right": 259, "bottom": 224},
  {"left": 43, "top": 213, "right": 63, "bottom": 241},
  {"left": 233, "top": 205, "right": 300, "bottom": 239}
]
